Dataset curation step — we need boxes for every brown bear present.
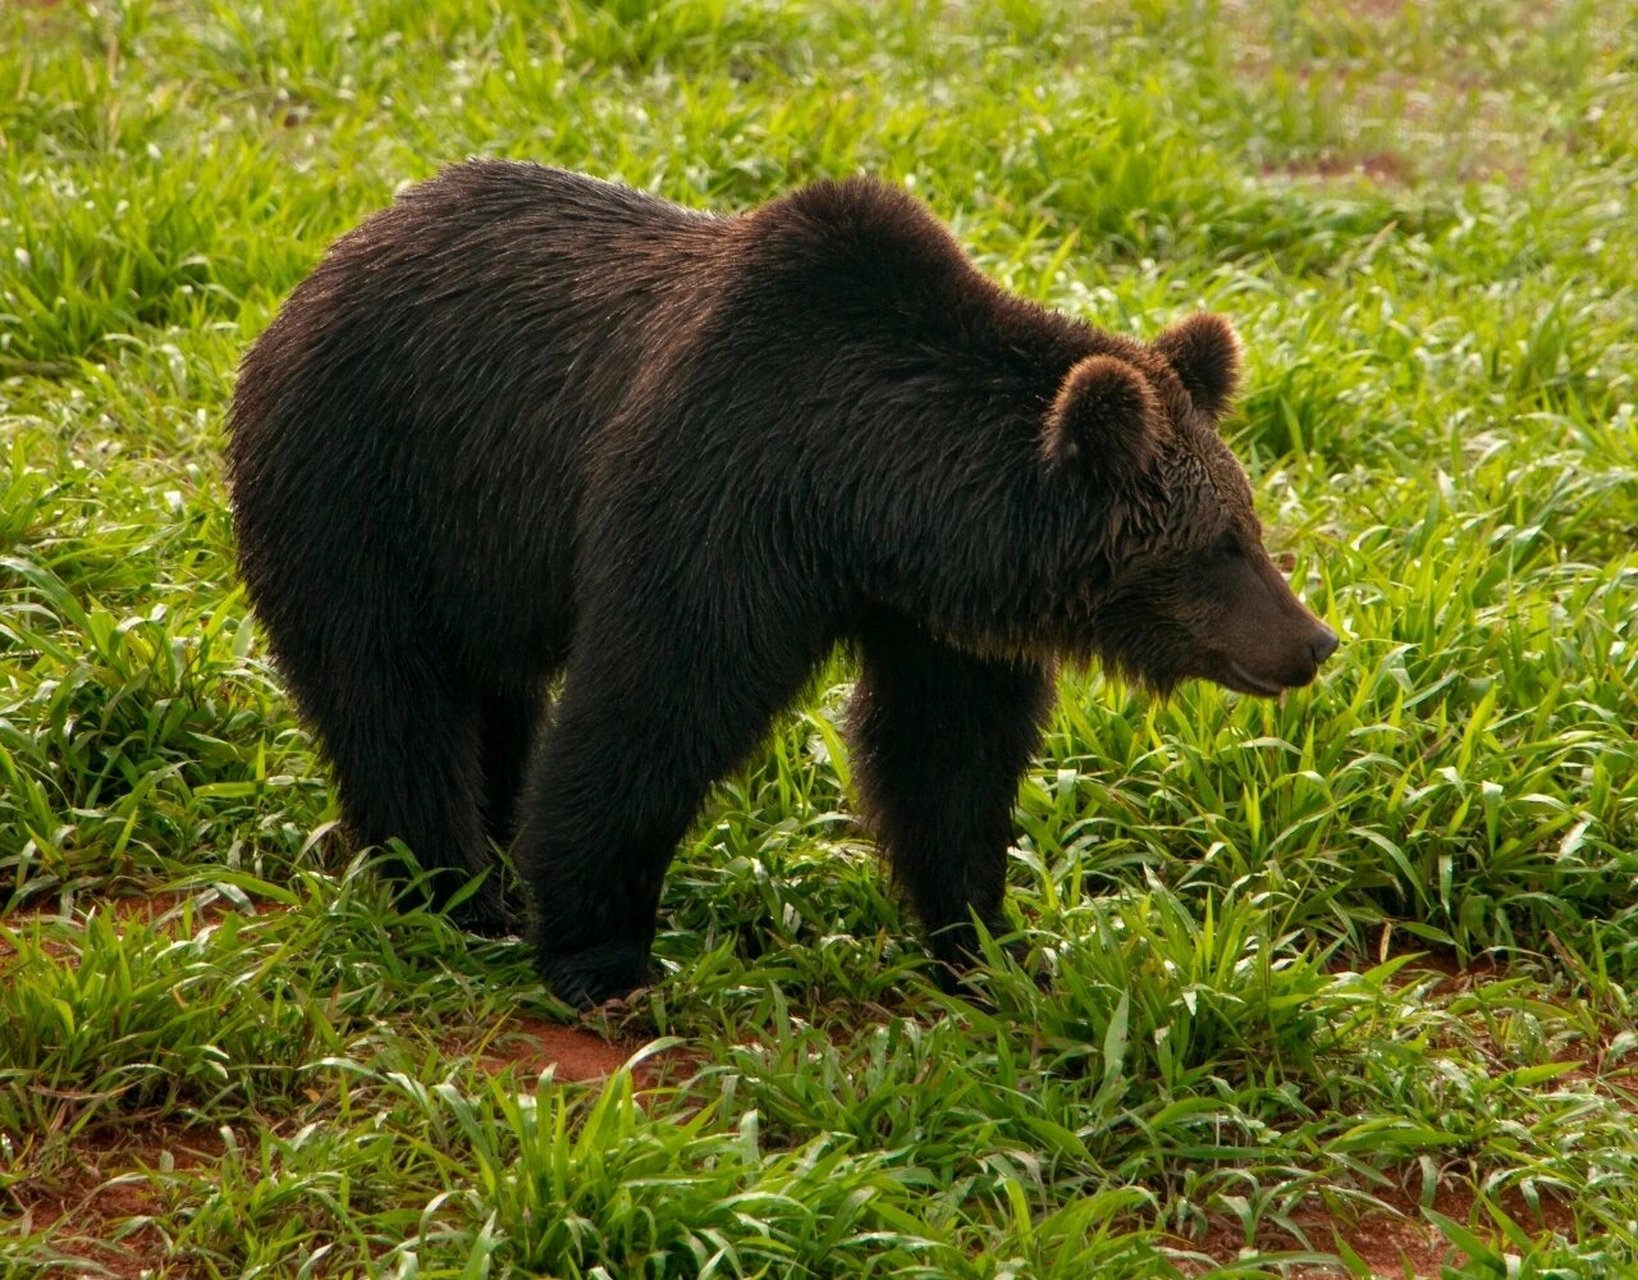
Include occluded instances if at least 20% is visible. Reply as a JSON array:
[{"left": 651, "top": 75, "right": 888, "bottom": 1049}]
[{"left": 226, "top": 162, "right": 1337, "bottom": 1007}]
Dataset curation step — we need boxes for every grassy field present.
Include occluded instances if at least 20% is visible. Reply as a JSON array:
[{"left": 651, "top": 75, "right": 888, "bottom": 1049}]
[{"left": 3, "top": 0, "right": 1636, "bottom": 1275}]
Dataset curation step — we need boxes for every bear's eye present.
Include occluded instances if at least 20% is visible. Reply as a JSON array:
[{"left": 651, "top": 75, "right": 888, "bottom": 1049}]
[{"left": 1213, "top": 531, "right": 1243, "bottom": 560}]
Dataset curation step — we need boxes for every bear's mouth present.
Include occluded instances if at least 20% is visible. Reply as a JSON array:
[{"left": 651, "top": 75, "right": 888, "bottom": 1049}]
[{"left": 1222, "top": 661, "right": 1293, "bottom": 697}]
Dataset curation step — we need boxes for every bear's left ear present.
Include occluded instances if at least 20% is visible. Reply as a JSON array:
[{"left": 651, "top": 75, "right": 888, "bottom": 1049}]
[
  {"left": 1042, "top": 354, "right": 1166, "bottom": 481},
  {"left": 1153, "top": 312, "right": 1242, "bottom": 417}
]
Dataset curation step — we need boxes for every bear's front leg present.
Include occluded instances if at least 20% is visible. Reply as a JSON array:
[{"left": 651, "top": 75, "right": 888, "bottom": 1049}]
[
  {"left": 849, "top": 615, "right": 1053, "bottom": 988},
  {"left": 515, "top": 604, "right": 823, "bottom": 1008}
]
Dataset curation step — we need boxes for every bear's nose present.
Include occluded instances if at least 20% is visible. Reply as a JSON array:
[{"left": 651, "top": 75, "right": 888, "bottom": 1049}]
[{"left": 1310, "top": 626, "right": 1339, "bottom": 665}]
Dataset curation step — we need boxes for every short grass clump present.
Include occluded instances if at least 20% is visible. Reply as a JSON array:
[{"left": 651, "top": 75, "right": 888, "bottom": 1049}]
[{"left": 3, "top": 0, "right": 1636, "bottom": 1275}]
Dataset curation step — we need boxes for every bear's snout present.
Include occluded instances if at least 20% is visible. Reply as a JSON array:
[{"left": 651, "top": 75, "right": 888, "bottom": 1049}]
[
  {"left": 1261, "top": 614, "right": 1339, "bottom": 692},
  {"left": 1310, "top": 625, "right": 1339, "bottom": 666},
  {"left": 1208, "top": 562, "right": 1339, "bottom": 697},
  {"left": 1262, "top": 615, "right": 1340, "bottom": 692}
]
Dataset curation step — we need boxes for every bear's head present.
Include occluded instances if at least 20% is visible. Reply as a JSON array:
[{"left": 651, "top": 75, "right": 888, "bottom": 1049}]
[{"left": 1043, "top": 313, "right": 1338, "bottom": 697}]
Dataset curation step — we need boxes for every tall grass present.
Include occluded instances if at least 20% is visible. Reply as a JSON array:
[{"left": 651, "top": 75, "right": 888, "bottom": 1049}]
[{"left": 2, "top": 0, "right": 1635, "bottom": 1274}]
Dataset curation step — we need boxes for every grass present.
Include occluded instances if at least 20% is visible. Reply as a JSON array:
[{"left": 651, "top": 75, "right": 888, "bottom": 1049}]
[{"left": 2, "top": 0, "right": 1636, "bottom": 1274}]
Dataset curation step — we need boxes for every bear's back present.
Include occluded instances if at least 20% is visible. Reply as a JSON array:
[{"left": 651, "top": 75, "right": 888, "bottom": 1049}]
[{"left": 226, "top": 163, "right": 735, "bottom": 672}]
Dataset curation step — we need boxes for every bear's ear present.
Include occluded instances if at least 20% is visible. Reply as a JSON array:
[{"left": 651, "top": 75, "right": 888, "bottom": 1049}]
[
  {"left": 1042, "top": 354, "right": 1165, "bottom": 480},
  {"left": 1153, "top": 312, "right": 1242, "bottom": 416}
]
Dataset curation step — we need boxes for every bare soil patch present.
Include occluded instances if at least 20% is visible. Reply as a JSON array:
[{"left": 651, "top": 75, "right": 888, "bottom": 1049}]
[
  {"left": 1349, "top": 0, "right": 1402, "bottom": 16},
  {"left": 1265, "top": 151, "right": 1409, "bottom": 186},
  {"left": 1327, "top": 942, "right": 1504, "bottom": 989},
  {"left": 442, "top": 1015, "right": 694, "bottom": 1085},
  {"left": 1, "top": 890, "right": 263, "bottom": 965},
  {"left": 104, "top": 890, "right": 237, "bottom": 928},
  {"left": 0, "top": 918, "right": 76, "bottom": 963},
  {"left": 1173, "top": 1175, "right": 1578, "bottom": 1277},
  {"left": 9, "top": 1117, "right": 228, "bottom": 1279},
  {"left": 1227, "top": 0, "right": 1542, "bottom": 189}
]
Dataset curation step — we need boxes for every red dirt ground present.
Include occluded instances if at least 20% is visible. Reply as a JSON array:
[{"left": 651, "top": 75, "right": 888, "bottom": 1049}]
[
  {"left": 442, "top": 1015, "right": 696, "bottom": 1085},
  {"left": 1, "top": 890, "right": 261, "bottom": 963},
  {"left": 2, "top": 894, "right": 681, "bottom": 1085},
  {"left": 8, "top": 1017, "right": 687, "bottom": 1276},
  {"left": 14, "top": 1120, "right": 1583, "bottom": 1280},
  {"left": 10, "top": 1118, "right": 228, "bottom": 1280},
  {"left": 8, "top": 924, "right": 1608, "bottom": 1279},
  {"left": 1173, "top": 1177, "right": 1579, "bottom": 1277},
  {"left": 1265, "top": 152, "right": 1410, "bottom": 186}
]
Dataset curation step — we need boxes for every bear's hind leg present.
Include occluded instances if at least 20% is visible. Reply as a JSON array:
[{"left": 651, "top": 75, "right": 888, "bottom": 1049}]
[
  {"left": 849, "top": 616, "right": 1052, "bottom": 985},
  {"left": 313, "top": 659, "right": 514, "bottom": 935}
]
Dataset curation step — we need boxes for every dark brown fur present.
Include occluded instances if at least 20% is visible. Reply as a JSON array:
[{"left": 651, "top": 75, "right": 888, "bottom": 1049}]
[{"left": 226, "top": 163, "right": 1336, "bottom": 1005}]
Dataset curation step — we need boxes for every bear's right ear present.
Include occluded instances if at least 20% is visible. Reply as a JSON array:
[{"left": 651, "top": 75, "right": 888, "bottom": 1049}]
[
  {"left": 1042, "top": 354, "right": 1165, "bottom": 481},
  {"left": 1152, "top": 312, "right": 1241, "bottom": 416}
]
